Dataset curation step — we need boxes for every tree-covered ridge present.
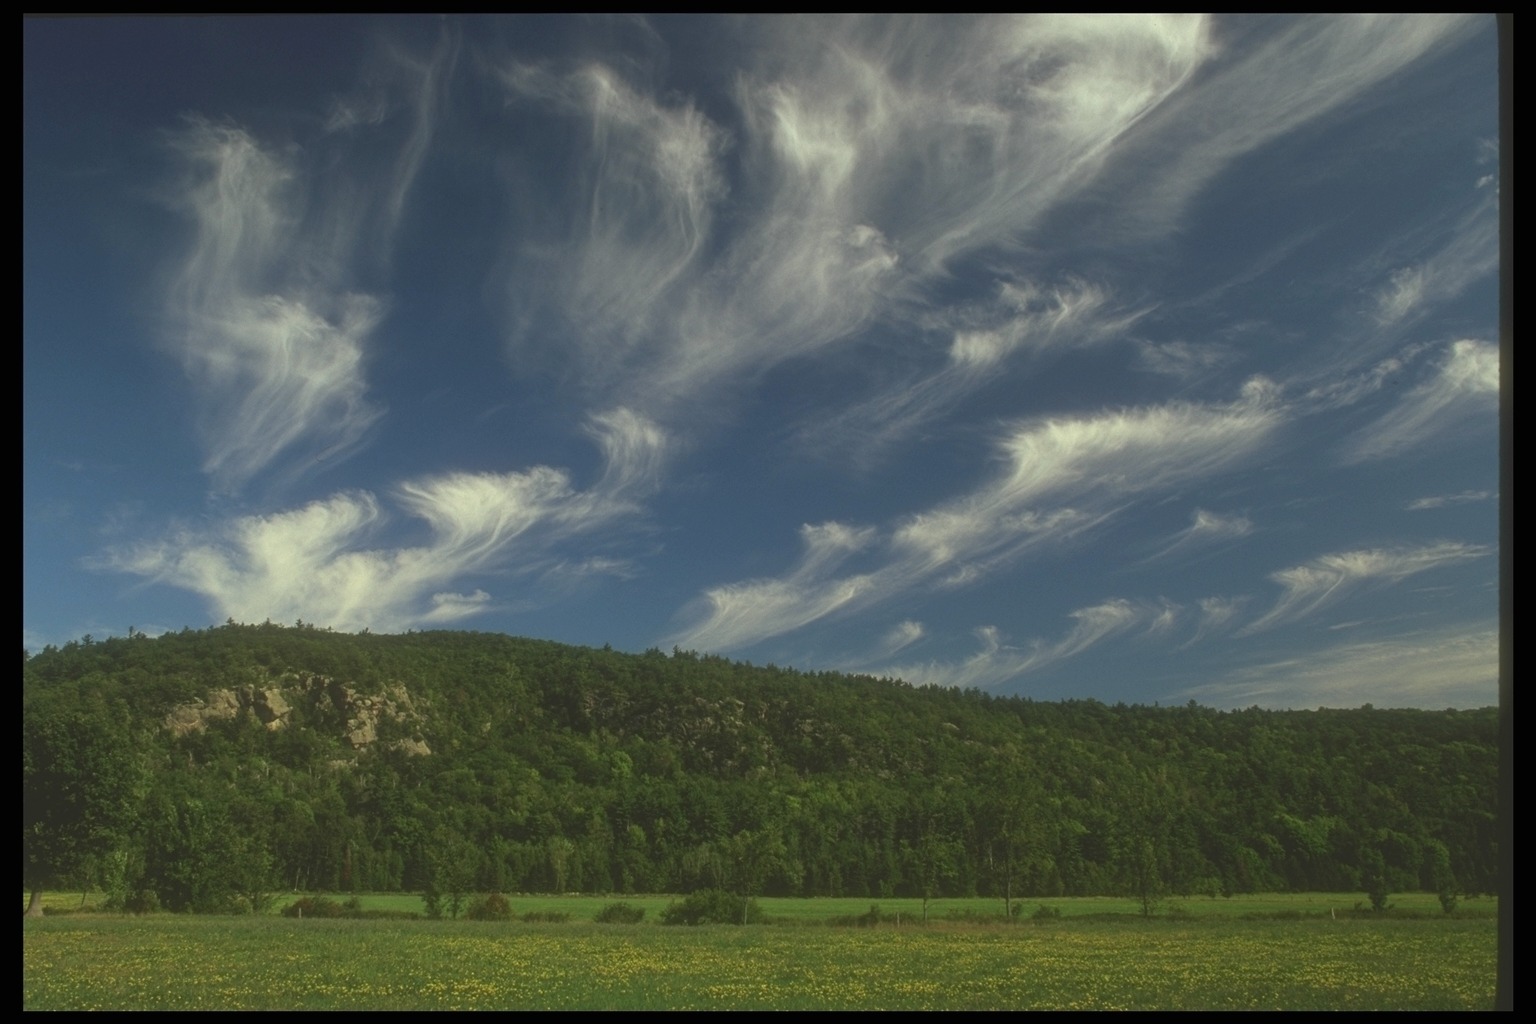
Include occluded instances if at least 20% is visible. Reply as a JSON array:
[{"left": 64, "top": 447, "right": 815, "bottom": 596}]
[{"left": 24, "top": 623, "right": 1497, "bottom": 914}]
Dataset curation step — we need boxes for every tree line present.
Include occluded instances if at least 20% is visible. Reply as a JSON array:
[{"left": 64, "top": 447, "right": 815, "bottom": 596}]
[{"left": 24, "top": 623, "right": 1498, "bottom": 915}]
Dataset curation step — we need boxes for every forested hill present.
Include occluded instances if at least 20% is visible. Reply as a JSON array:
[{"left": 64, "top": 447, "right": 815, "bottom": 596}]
[{"left": 24, "top": 623, "right": 1497, "bottom": 913}]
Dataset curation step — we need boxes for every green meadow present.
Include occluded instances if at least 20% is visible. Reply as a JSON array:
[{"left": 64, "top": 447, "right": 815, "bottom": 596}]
[{"left": 24, "top": 893, "right": 1497, "bottom": 1011}]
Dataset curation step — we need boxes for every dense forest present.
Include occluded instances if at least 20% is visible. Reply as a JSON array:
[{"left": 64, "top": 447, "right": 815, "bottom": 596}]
[{"left": 24, "top": 623, "right": 1498, "bottom": 915}]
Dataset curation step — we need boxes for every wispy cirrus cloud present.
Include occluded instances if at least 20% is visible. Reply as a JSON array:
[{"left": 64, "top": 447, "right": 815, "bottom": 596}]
[
  {"left": 495, "top": 16, "right": 1211, "bottom": 426},
  {"left": 671, "top": 383, "right": 1280, "bottom": 651},
  {"left": 1178, "top": 595, "right": 1248, "bottom": 649},
  {"left": 876, "top": 598, "right": 1163, "bottom": 690},
  {"left": 1337, "top": 339, "right": 1498, "bottom": 464},
  {"left": 876, "top": 620, "right": 926, "bottom": 658},
  {"left": 802, "top": 277, "right": 1148, "bottom": 462},
  {"left": 1371, "top": 196, "right": 1499, "bottom": 327},
  {"left": 164, "top": 121, "right": 384, "bottom": 493},
  {"left": 1081, "top": 15, "right": 1484, "bottom": 244},
  {"left": 97, "top": 409, "right": 667, "bottom": 633},
  {"left": 1407, "top": 489, "right": 1492, "bottom": 510},
  {"left": 1240, "top": 540, "right": 1489, "bottom": 635},
  {"left": 1181, "top": 622, "right": 1496, "bottom": 709},
  {"left": 159, "top": 29, "right": 456, "bottom": 494},
  {"left": 1142, "top": 508, "right": 1253, "bottom": 563},
  {"left": 667, "top": 522, "right": 879, "bottom": 652}
]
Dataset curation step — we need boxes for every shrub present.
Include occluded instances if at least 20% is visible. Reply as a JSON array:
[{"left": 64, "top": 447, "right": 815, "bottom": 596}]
[
  {"left": 661, "top": 889, "right": 762, "bottom": 926},
  {"left": 594, "top": 901, "right": 646, "bottom": 924},
  {"left": 521, "top": 910, "right": 570, "bottom": 923},
  {"left": 466, "top": 893, "right": 513, "bottom": 921},
  {"left": 1031, "top": 904, "right": 1062, "bottom": 921},
  {"left": 281, "top": 896, "right": 348, "bottom": 919},
  {"left": 103, "top": 888, "right": 160, "bottom": 916}
]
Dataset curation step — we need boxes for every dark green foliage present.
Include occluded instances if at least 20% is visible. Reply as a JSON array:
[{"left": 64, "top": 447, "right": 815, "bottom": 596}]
[
  {"left": 466, "top": 892, "right": 512, "bottom": 921},
  {"left": 23, "top": 703, "right": 143, "bottom": 915},
  {"left": 281, "top": 896, "right": 349, "bottom": 918},
  {"left": 121, "top": 889, "right": 161, "bottom": 915},
  {"left": 1031, "top": 903, "right": 1062, "bottom": 921},
  {"left": 520, "top": 910, "right": 570, "bottom": 923},
  {"left": 661, "top": 889, "right": 763, "bottom": 926},
  {"left": 828, "top": 904, "right": 886, "bottom": 927},
  {"left": 22, "top": 624, "right": 1500, "bottom": 912},
  {"left": 594, "top": 901, "right": 646, "bottom": 924}
]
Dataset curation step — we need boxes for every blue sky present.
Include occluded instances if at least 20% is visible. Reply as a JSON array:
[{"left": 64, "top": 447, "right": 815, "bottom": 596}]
[{"left": 24, "top": 15, "right": 1500, "bottom": 709}]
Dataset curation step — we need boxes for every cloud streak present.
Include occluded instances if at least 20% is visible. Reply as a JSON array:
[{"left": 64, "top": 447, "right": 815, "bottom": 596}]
[
  {"left": 161, "top": 31, "right": 455, "bottom": 493},
  {"left": 1407, "top": 490, "right": 1492, "bottom": 511},
  {"left": 1081, "top": 15, "right": 1484, "bottom": 244},
  {"left": 1183, "top": 623, "right": 1496, "bottom": 709},
  {"left": 876, "top": 598, "right": 1162, "bottom": 690},
  {"left": 1142, "top": 508, "right": 1254, "bottom": 563},
  {"left": 495, "top": 16, "right": 1211, "bottom": 426},
  {"left": 97, "top": 409, "right": 667, "bottom": 633},
  {"left": 163, "top": 121, "right": 383, "bottom": 492},
  {"left": 672, "top": 383, "right": 1280, "bottom": 651},
  {"left": 1241, "top": 541, "right": 1490, "bottom": 634},
  {"left": 1338, "top": 340, "right": 1498, "bottom": 463}
]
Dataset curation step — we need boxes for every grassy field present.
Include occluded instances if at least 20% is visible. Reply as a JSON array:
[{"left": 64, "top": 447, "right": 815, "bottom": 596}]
[{"left": 23, "top": 893, "right": 1497, "bottom": 1010}]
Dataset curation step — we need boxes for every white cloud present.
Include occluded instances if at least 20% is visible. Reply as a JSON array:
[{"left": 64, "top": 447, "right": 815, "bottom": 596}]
[
  {"left": 1085, "top": 15, "right": 1484, "bottom": 242},
  {"left": 894, "top": 387, "right": 1279, "bottom": 574},
  {"left": 947, "top": 278, "right": 1143, "bottom": 369},
  {"left": 1177, "top": 596, "right": 1248, "bottom": 649},
  {"left": 1407, "top": 490, "right": 1493, "bottom": 510},
  {"left": 1183, "top": 623, "right": 1497, "bottom": 709},
  {"left": 1301, "top": 346, "right": 1428, "bottom": 412},
  {"left": 1241, "top": 541, "right": 1490, "bottom": 634},
  {"left": 1374, "top": 266, "right": 1427, "bottom": 324},
  {"left": 1371, "top": 202, "right": 1499, "bottom": 327},
  {"left": 1143, "top": 508, "right": 1254, "bottom": 563},
  {"left": 499, "top": 61, "right": 727, "bottom": 397},
  {"left": 672, "top": 384, "right": 1279, "bottom": 652},
  {"left": 495, "top": 16, "right": 1210, "bottom": 425},
  {"left": 1338, "top": 339, "right": 1498, "bottom": 463},
  {"left": 669, "top": 521, "right": 879, "bottom": 651},
  {"left": 878, "top": 620, "right": 926, "bottom": 657},
  {"left": 876, "top": 598, "right": 1161, "bottom": 690},
  {"left": 151, "top": 30, "right": 460, "bottom": 494},
  {"left": 95, "top": 412, "right": 668, "bottom": 633},
  {"left": 163, "top": 121, "right": 384, "bottom": 492},
  {"left": 800, "top": 277, "right": 1148, "bottom": 463},
  {"left": 1134, "top": 339, "right": 1233, "bottom": 380}
]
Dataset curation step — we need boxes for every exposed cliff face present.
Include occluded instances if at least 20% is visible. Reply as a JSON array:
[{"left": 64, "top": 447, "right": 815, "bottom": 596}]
[{"left": 162, "top": 675, "right": 430, "bottom": 756}]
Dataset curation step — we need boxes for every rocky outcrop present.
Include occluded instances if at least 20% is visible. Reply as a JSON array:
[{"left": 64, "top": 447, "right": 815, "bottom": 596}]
[{"left": 162, "top": 676, "right": 430, "bottom": 756}]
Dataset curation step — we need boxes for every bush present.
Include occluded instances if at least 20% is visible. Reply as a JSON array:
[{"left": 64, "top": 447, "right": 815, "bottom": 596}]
[
  {"left": 1031, "top": 904, "right": 1062, "bottom": 921},
  {"left": 281, "top": 896, "right": 348, "bottom": 919},
  {"left": 103, "top": 888, "right": 160, "bottom": 916},
  {"left": 594, "top": 901, "right": 646, "bottom": 924},
  {"left": 661, "top": 889, "right": 763, "bottom": 926},
  {"left": 466, "top": 893, "right": 513, "bottom": 921},
  {"left": 520, "top": 910, "right": 569, "bottom": 923}
]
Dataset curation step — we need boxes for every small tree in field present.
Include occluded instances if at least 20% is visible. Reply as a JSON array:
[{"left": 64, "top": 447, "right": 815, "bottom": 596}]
[
  {"left": 422, "top": 827, "right": 478, "bottom": 920},
  {"left": 1360, "top": 847, "right": 1390, "bottom": 913},
  {"left": 722, "top": 828, "right": 787, "bottom": 925}
]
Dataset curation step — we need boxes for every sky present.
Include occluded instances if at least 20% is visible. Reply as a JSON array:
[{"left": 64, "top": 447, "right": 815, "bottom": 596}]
[{"left": 24, "top": 15, "right": 1501, "bottom": 710}]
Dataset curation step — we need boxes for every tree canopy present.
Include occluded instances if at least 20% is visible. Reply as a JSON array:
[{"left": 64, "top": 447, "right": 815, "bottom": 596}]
[{"left": 23, "top": 623, "right": 1499, "bottom": 912}]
